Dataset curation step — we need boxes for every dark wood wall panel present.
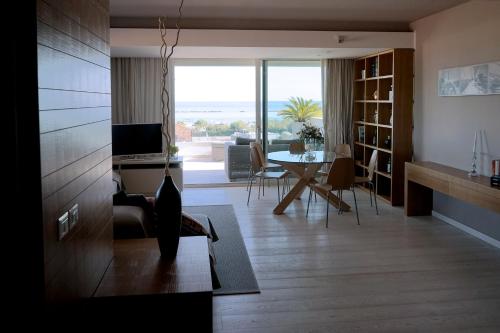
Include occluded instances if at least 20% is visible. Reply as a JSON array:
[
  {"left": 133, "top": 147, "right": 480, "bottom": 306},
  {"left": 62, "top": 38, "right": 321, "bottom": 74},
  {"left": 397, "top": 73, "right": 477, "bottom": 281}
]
[
  {"left": 40, "top": 120, "right": 111, "bottom": 176},
  {"left": 43, "top": 158, "right": 112, "bottom": 275},
  {"left": 37, "top": 0, "right": 112, "bottom": 303},
  {"left": 37, "top": 22, "right": 110, "bottom": 68},
  {"left": 38, "top": 0, "right": 109, "bottom": 55},
  {"left": 45, "top": 177, "right": 113, "bottom": 302},
  {"left": 42, "top": 0, "right": 109, "bottom": 42},
  {"left": 40, "top": 107, "right": 111, "bottom": 133},
  {"left": 41, "top": 145, "right": 111, "bottom": 199},
  {"left": 39, "top": 90, "right": 111, "bottom": 110},
  {"left": 37, "top": 45, "right": 110, "bottom": 92}
]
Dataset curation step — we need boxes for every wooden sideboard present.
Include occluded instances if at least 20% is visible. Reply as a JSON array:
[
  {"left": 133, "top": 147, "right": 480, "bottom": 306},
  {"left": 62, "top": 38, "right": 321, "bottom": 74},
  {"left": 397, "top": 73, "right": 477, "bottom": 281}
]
[
  {"left": 93, "top": 236, "right": 213, "bottom": 331},
  {"left": 405, "top": 161, "right": 500, "bottom": 216}
]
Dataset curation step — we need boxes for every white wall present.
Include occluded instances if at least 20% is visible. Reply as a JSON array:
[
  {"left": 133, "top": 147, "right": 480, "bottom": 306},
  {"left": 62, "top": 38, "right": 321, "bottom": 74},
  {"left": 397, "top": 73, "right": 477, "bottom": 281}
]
[
  {"left": 411, "top": 0, "right": 500, "bottom": 240},
  {"left": 411, "top": 0, "right": 500, "bottom": 176}
]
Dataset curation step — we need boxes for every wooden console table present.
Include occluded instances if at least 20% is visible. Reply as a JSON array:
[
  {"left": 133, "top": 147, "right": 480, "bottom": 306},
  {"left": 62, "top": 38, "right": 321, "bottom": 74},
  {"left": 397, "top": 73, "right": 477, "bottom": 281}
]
[
  {"left": 93, "top": 236, "right": 213, "bottom": 331},
  {"left": 405, "top": 161, "right": 500, "bottom": 216}
]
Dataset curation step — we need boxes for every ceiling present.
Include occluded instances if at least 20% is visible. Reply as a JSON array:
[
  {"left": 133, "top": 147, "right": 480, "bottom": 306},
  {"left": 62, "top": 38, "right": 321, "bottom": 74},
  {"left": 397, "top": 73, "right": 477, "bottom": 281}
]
[
  {"left": 110, "top": 0, "right": 469, "bottom": 31},
  {"left": 111, "top": 46, "right": 387, "bottom": 59},
  {"left": 110, "top": 0, "right": 467, "bottom": 58}
]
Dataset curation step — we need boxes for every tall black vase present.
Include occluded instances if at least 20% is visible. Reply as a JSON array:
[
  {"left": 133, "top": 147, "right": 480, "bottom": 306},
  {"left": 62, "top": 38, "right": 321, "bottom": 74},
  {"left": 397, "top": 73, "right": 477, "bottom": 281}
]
[{"left": 154, "top": 175, "right": 182, "bottom": 259}]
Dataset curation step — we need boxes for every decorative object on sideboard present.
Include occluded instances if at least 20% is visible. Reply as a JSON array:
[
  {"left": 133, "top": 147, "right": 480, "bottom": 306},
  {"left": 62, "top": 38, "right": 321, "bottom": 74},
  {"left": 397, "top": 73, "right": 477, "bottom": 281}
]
[
  {"left": 438, "top": 61, "right": 500, "bottom": 96},
  {"left": 155, "top": 0, "right": 184, "bottom": 259},
  {"left": 373, "top": 89, "right": 378, "bottom": 100},
  {"left": 468, "top": 130, "right": 479, "bottom": 177}
]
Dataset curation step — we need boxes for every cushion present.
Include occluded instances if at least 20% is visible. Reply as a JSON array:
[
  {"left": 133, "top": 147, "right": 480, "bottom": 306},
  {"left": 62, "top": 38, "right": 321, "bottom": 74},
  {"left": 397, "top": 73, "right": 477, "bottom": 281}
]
[
  {"left": 113, "top": 206, "right": 147, "bottom": 239},
  {"left": 235, "top": 137, "right": 256, "bottom": 145},
  {"left": 181, "top": 211, "right": 211, "bottom": 237}
]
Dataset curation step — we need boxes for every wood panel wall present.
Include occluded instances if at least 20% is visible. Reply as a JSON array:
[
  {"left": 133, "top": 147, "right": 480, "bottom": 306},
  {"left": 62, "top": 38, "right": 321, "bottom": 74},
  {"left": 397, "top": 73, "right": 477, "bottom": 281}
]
[{"left": 37, "top": 0, "right": 113, "bottom": 303}]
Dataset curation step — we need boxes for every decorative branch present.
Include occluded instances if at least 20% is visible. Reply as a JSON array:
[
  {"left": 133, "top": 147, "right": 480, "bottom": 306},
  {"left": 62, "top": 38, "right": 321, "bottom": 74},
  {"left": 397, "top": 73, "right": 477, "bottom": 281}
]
[{"left": 159, "top": 0, "right": 184, "bottom": 176}]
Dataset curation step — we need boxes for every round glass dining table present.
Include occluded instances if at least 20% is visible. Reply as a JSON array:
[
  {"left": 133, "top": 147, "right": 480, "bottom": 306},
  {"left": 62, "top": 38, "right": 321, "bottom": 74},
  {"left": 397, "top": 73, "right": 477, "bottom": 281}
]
[{"left": 268, "top": 150, "right": 351, "bottom": 215}]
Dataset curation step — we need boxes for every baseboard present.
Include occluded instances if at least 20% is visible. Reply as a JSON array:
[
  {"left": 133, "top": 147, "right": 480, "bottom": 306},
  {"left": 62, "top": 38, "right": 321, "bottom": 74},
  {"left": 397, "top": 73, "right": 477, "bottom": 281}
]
[{"left": 432, "top": 211, "right": 500, "bottom": 249}]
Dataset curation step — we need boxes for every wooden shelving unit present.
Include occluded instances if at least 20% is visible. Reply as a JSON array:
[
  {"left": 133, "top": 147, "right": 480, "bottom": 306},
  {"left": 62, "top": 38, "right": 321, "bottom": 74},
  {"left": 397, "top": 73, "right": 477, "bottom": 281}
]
[{"left": 353, "top": 49, "right": 414, "bottom": 206}]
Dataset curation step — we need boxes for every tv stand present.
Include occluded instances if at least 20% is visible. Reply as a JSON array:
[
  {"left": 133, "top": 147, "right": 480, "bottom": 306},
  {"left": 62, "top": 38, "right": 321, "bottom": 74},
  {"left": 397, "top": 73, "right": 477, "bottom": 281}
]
[{"left": 113, "top": 156, "right": 183, "bottom": 194}]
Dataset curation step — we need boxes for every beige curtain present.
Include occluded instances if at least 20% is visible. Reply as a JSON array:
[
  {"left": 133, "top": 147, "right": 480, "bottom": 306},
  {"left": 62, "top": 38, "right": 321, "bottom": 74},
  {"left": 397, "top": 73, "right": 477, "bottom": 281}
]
[
  {"left": 111, "top": 57, "right": 174, "bottom": 127},
  {"left": 321, "top": 59, "right": 355, "bottom": 152}
]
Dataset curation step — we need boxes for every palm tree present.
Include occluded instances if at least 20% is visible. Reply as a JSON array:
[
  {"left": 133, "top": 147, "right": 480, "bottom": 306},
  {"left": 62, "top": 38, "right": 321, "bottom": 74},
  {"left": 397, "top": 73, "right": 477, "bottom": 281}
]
[{"left": 278, "top": 97, "right": 322, "bottom": 122}]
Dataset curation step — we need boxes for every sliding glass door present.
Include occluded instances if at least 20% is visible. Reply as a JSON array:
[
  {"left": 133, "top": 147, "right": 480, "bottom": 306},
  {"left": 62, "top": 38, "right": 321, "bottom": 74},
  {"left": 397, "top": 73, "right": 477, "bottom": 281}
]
[
  {"left": 174, "top": 60, "right": 256, "bottom": 184},
  {"left": 262, "top": 60, "right": 322, "bottom": 152}
]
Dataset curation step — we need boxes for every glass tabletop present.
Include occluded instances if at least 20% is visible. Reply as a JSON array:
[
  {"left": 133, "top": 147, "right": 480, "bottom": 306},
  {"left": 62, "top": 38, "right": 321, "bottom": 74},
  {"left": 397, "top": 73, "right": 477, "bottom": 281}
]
[{"left": 268, "top": 150, "right": 336, "bottom": 164}]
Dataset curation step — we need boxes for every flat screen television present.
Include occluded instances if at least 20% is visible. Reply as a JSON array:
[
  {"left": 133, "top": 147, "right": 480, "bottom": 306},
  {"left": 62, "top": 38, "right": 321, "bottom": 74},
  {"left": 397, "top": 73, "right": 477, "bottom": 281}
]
[{"left": 112, "top": 123, "right": 163, "bottom": 156}]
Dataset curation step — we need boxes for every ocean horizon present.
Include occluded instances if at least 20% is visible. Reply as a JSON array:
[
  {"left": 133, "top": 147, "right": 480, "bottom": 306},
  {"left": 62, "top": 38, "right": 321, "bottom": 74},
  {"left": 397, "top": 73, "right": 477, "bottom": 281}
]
[{"left": 175, "top": 100, "right": 321, "bottom": 124}]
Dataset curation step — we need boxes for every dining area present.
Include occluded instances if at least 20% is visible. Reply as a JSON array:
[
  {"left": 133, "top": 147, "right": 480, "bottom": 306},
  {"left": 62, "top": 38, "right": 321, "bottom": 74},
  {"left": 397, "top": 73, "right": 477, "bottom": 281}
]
[{"left": 246, "top": 141, "right": 379, "bottom": 227}]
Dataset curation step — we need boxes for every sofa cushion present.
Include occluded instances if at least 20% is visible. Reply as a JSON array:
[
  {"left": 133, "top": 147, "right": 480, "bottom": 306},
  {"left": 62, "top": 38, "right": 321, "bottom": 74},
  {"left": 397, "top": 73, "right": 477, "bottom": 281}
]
[
  {"left": 235, "top": 137, "right": 256, "bottom": 145},
  {"left": 113, "top": 206, "right": 147, "bottom": 239}
]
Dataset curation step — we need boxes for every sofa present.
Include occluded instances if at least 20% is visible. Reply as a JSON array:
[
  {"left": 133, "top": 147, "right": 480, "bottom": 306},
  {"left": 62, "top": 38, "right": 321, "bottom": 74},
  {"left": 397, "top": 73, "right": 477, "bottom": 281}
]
[{"left": 224, "top": 137, "right": 300, "bottom": 180}]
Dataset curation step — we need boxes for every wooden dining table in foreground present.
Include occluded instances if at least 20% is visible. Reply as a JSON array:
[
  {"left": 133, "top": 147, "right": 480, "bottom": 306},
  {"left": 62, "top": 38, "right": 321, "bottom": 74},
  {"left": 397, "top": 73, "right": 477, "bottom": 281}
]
[{"left": 268, "top": 150, "right": 351, "bottom": 215}]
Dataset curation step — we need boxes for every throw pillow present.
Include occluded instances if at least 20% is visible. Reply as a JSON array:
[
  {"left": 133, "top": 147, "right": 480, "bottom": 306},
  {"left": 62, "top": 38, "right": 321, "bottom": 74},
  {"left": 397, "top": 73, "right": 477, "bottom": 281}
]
[{"left": 181, "top": 211, "right": 211, "bottom": 238}]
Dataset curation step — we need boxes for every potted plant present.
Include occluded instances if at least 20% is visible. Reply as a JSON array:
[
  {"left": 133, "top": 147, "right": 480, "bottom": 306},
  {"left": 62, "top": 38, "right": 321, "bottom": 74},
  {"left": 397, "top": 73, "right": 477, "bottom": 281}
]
[{"left": 168, "top": 144, "right": 179, "bottom": 158}]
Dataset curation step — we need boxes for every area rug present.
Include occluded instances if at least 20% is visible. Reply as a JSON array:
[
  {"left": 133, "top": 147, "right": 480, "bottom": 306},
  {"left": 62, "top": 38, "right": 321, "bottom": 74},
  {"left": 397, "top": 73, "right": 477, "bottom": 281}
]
[{"left": 183, "top": 204, "right": 260, "bottom": 296}]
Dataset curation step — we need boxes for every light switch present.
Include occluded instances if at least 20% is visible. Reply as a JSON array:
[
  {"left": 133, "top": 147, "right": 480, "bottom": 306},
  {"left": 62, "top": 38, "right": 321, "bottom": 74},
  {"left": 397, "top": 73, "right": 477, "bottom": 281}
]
[
  {"left": 69, "top": 204, "right": 79, "bottom": 230},
  {"left": 58, "top": 212, "right": 69, "bottom": 240}
]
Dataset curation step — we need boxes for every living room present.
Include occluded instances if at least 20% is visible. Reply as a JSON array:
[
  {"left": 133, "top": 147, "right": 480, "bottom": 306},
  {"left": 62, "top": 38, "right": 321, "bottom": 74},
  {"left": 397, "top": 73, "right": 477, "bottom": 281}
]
[{"left": 11, "top": 0, "right": 500, "bottom": 330}]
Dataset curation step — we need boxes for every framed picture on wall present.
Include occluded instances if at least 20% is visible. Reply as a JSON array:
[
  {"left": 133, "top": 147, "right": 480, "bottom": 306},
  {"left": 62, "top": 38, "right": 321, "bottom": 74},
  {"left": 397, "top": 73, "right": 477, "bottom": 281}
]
[{"left": 438, "top": 61, "right": 500, "bottom": 96}]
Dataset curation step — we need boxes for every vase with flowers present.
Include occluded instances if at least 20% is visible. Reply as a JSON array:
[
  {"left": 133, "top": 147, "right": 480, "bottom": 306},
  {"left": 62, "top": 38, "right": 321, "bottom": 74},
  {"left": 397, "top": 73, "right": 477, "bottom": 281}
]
[
  {"left": 297, "top": 123, "right": 324, "bottom": 154},
  {"left": 155, "top": 0, "right": 184, "bottom": 259}
]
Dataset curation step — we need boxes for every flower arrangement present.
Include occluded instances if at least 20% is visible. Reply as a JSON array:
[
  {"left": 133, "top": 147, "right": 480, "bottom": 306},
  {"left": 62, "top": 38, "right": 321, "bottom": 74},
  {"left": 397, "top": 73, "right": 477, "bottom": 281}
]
[{"left": 297, "top": 123, "right": 324, "bottom": 144}]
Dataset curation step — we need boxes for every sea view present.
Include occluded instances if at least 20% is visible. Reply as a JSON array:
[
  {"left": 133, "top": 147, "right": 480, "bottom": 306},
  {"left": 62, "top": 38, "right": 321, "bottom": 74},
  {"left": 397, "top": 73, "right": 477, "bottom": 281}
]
[{"left": 175, "top": 100, "right": 321, "bottom": 124}]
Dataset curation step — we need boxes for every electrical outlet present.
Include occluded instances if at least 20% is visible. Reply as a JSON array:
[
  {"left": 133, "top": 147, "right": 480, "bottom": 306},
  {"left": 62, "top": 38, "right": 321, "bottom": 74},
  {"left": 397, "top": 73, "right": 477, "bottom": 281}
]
[
  {"left": 58, "top": 212, "right": 69, "bottom": 240},
  {"left": 69, "top": 204, "right": 79, "bottom": 230}
]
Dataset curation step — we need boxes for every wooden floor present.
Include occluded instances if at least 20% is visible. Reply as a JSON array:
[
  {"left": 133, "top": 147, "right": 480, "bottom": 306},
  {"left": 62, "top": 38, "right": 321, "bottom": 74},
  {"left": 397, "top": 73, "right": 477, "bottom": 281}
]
[{"left": 182, "top": 186, "right": 500, "bottom": 332}]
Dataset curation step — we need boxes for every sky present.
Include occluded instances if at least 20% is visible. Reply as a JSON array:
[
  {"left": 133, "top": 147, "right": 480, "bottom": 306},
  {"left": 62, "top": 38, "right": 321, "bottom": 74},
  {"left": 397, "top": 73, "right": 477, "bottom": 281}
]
[{"left": 175, "top": 65, "right": 321, "bottom": 102}]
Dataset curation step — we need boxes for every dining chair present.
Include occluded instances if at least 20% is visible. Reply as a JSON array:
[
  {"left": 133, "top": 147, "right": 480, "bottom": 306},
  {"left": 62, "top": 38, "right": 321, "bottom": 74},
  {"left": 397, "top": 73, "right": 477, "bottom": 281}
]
[
  {"left": 317, "top": 143, "right": 352, "bottom": 180},
  {"left": 307, "top": 157, "right": 360, "bottom": 227},
  {"left": 246, "top": 142, "right": 283, "bottom": 191},
  {"left": 247, "top": 145, "right": 289, "bottom": 205},
  {"left": 355, "top": 149, "right": 378, "bottom": 214},
  {"left": 289, "top": 142, "right": 305, "bottom": 154}
]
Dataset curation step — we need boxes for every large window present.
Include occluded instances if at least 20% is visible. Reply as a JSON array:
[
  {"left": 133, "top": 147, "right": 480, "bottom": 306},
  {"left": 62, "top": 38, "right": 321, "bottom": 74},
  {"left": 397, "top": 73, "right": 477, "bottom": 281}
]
[{"left": 264, "top": 61, "right": 322, "bottom": 144}]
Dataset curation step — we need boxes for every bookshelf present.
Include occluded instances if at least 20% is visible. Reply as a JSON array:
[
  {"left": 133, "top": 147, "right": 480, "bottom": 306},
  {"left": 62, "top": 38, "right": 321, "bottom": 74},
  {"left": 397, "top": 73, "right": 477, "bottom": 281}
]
[{"left": 353, "top": 49, "right": 414, "bottom": 205}]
